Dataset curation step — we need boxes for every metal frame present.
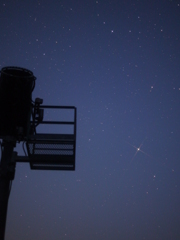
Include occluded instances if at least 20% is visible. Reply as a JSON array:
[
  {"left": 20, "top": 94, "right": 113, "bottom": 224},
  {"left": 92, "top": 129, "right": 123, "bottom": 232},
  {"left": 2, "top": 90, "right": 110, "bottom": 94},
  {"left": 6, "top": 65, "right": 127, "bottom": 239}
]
[{"left": 26, "top": 105, "right": 77, "bottom": 170}]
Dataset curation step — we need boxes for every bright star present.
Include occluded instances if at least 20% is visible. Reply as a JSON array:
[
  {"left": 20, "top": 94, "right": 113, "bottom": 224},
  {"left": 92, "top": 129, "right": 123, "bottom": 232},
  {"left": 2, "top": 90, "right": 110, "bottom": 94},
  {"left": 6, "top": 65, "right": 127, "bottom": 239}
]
[{"left": 125, "top": 138, "right": 151, "bottom": 163}]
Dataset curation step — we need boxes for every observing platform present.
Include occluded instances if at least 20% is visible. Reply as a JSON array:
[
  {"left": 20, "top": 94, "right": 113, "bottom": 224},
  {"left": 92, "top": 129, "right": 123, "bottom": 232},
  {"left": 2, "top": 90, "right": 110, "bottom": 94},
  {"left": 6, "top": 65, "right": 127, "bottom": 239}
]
[
  {"left": 0, "top": 66, "right": 77, "bottom": 171},
  {"left": 26, "top": 105, "right": 77, "bottom": 170}
]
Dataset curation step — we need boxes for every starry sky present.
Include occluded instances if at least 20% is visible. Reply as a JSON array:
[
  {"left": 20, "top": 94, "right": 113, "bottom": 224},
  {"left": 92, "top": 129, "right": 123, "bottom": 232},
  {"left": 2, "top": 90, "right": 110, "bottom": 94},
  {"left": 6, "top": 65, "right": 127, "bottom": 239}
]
[{"left": 1, "top": 0, "right": 180, "bottom": 239}]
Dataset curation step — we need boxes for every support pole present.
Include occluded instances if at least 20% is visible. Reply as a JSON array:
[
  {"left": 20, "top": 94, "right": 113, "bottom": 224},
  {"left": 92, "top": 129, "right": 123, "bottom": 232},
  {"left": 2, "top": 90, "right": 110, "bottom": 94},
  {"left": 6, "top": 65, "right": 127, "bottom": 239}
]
[{"left": 0, "top": 141, "right": 15, "bottom": 240}]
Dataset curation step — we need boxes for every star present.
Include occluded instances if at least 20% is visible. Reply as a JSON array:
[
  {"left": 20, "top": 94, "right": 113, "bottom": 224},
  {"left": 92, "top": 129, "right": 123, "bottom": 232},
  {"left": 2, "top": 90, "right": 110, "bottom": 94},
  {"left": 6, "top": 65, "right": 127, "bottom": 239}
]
[{"left": 125, "top": 138, "right": 151, "bottom": 163}]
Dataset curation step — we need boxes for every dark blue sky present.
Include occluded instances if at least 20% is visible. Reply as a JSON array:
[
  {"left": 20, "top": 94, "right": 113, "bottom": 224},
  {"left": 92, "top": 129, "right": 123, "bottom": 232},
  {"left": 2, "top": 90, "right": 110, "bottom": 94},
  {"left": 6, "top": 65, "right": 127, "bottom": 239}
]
[{"left": 1, "top": 0, "right": 180, "bottom": 239}]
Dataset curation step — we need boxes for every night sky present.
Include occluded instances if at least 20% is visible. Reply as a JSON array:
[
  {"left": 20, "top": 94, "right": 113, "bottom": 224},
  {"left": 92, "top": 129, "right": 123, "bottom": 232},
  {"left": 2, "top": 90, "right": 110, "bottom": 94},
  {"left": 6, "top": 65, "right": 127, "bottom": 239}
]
[{"left": 1, "top": 0, "right": 180, "bottom": 239}]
